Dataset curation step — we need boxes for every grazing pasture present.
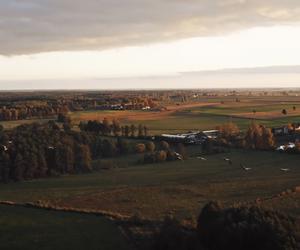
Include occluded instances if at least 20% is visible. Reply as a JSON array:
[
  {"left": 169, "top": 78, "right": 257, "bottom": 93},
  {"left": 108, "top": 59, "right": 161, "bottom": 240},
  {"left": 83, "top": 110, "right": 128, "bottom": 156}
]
[{"left": 0, "top": 149, "right": 299, "bottom": 221}]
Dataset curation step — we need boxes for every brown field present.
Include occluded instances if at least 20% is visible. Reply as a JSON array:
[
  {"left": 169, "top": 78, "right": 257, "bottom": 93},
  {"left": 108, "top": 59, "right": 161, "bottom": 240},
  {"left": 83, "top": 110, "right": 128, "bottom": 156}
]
[{"left": 71, "top": 102, "right": 218, "bottom": 123}]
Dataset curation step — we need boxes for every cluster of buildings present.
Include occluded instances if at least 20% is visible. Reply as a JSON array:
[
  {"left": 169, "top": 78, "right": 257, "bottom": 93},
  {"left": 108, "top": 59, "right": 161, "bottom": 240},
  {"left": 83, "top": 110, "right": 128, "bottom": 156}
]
[
  {"left": 272, "top": 123, "right": 300, "bottom": 136},
  {"left": 159, "top": 130, "right": 219, "bottom": 144}
]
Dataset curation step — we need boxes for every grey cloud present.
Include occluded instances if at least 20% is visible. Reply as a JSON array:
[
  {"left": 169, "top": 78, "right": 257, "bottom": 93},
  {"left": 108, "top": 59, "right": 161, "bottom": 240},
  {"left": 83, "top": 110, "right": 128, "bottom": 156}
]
[{"left": 1, "top": 0, "right": 300, "bottom": 55}]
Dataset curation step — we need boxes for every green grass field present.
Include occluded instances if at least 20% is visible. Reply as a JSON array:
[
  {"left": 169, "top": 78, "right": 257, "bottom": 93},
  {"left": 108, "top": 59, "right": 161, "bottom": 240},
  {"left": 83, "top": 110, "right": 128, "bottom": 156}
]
[
  {"left": 0, "top": 205, "right": 130, "bottom": 250},
  {"left": 130, "top": 111, "right": 300, "bottom": 134},
  {"left": 0, "top": 149, "right": 299, "bottom": 221}
]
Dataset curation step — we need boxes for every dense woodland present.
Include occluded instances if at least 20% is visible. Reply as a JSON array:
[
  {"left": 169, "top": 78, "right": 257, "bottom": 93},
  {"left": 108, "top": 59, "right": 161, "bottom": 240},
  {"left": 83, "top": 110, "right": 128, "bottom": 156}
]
[
  {"left": 0, "top": 91, "right": 159, "bottom": 121},
  {"left": 0, "top": 119, "right": 150, "bottom": 182}
]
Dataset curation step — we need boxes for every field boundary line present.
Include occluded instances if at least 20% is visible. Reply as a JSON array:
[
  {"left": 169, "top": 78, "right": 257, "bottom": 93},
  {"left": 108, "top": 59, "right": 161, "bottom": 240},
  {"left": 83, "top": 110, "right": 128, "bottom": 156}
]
[{"left": 0, "top": 200, "right": 132, "bottom": 221}]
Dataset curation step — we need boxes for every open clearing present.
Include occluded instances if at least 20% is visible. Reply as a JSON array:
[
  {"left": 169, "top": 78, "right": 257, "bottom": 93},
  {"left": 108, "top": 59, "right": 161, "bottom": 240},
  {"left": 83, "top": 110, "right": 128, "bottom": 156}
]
[
  {"left": 0, "top": 204, "right": 130, "bottom": 250},
  {"left": 0, "top": 149, "right": 299, "bottom": 221}
]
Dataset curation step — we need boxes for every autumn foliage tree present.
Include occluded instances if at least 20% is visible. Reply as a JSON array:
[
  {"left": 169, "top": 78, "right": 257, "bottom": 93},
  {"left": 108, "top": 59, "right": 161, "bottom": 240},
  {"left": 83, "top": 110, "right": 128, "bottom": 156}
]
[
  {"left": 146, "top": 141, "right": 155, "bottom": 152},
  {"left": 135, "top": 143, "right": 146, "bottom": 153},
  {"left": 245, "top": 122, "right": 275, "bottom": 150},
  {"left": 217, "top": 122, "right": 240, "bottom": 144}
]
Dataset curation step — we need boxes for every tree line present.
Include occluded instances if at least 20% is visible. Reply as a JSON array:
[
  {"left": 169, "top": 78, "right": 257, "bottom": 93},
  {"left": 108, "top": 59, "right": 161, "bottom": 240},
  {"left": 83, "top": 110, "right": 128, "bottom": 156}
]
[
  {"left": 79, "top": 119, "right": 149, "bottom": 137},
  {"left": 0, "top": 121, "right": 139, "bottom": 182},
  {"left": 0, "top": 93, "right": 158, "bottom": 121},
  {"left": 0, "top": 105, "right": 69, "bottom": 121},
  {"left": 217, "top": 122, "right": 275, "bottom": 150}
]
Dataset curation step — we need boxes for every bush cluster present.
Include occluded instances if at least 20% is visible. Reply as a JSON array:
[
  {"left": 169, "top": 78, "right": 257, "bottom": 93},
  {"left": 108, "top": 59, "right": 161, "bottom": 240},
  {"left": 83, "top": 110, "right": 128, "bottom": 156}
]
[{"left": 155, "top": 202, "right": 300, "bottom": 250}]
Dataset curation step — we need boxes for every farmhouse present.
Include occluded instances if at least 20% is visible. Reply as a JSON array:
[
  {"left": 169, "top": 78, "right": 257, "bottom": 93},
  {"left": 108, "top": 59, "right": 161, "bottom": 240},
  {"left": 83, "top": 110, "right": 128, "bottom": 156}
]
[
  {"left": 159, "top": 130, "right": 219, "bottom": 144},
  {"left": 272, "top": 126, "right": 289, "bottom": 136}
]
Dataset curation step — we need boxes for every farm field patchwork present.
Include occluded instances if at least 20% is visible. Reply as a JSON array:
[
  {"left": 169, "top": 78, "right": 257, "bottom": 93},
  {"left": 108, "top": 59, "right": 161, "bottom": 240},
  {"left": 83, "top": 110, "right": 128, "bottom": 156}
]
[
  {"left": 2, "top": 97, "right": 300, "bottom": 133},
  {"left": 69, "top": 98, "right": 300, "bottom": 134}
]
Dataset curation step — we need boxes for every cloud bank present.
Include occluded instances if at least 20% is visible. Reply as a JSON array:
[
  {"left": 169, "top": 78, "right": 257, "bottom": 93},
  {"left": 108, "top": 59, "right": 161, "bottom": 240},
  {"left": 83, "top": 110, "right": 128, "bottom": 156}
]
[
  {"left": 1, "top": 0, "right": 300, "bottom": 55},
  {"left": 1, "top": 65, "right": 300, "bottom": 90}
]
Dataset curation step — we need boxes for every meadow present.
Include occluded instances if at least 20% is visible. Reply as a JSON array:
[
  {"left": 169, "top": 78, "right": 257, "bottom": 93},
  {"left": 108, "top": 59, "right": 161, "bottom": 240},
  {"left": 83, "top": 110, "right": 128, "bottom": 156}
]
[{"left": 0, "top": 149, "right": 299, "bottom": 222}]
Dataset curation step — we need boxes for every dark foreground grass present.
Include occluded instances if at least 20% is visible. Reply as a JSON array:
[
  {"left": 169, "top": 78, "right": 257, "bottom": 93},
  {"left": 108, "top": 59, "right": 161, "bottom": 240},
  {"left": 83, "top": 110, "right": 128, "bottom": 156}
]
[{"left": 0, "top": 205, "right": 130, "bottom": 250}]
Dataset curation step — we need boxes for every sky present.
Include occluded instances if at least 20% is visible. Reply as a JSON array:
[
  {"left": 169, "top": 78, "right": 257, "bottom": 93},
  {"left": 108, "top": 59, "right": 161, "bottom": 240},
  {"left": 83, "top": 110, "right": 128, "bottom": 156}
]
[{"left": 1, "top": 0, "right": 300, "bottom": 90}]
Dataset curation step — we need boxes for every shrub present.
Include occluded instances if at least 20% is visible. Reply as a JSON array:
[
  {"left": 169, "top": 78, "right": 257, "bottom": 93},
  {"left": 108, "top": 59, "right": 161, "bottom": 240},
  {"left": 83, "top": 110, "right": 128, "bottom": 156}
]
[
  {"left": 217, "top": 122, "right": 240, "bottom": 140},
  {"left": 146, "top": 141, "right": 156, "bottom": 152},
  {"left": 160, "top": 141, "right": 170, "bottom": 150},
  {"left": 135, "top": 143, "right": 146, "bottom": 153},
  {"left": 156, "top": 150, "right": 167, "bottom": 162}
]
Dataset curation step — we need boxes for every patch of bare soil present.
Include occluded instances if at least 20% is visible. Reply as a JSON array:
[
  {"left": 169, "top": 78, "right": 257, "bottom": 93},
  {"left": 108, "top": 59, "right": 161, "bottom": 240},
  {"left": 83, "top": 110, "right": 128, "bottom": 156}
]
[{"left": 75, "top": 102, "right": 218, "bottom": 122}]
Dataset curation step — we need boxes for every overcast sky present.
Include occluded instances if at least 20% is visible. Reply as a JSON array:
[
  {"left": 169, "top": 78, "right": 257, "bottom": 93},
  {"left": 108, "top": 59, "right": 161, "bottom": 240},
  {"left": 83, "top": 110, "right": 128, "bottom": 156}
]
[{"left": 1, "top": 0, "right": 300, "bottom": 89}]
